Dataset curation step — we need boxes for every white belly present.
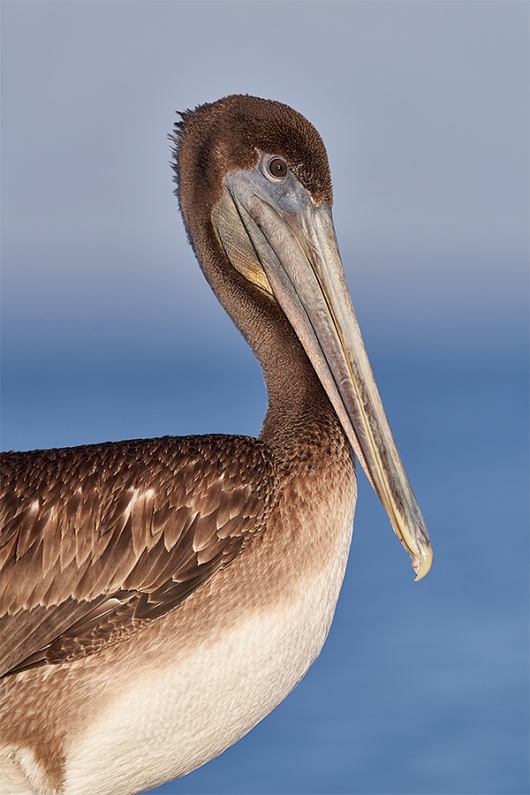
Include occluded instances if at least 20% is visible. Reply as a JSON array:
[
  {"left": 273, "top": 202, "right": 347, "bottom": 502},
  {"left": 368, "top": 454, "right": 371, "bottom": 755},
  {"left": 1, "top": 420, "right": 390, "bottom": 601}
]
[{"left": 63, "top": 522, "right": 353, "bottom": 795}]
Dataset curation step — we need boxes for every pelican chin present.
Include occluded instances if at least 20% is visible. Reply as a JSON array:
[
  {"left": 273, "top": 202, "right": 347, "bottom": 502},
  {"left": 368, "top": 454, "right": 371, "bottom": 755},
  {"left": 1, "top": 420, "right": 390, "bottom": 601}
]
[{"left": 0, "top": 95, "right": 432, "bottom": 795}]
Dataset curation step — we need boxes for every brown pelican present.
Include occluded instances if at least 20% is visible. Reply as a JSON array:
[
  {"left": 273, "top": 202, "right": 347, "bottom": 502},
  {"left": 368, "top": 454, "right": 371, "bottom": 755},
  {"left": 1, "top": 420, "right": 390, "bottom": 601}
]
[{"left": 0, "top": 95, "right": 432, "bottom": 795}]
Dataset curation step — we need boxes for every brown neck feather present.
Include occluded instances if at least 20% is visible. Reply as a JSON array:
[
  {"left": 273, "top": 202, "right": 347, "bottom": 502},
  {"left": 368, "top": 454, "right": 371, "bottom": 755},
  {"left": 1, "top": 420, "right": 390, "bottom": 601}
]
[
  {"left": 192, "top": 216, "right": 336, "bottom": 453},
  {"left": 172, "top": 95, "right": 340, "bottom": 455}
]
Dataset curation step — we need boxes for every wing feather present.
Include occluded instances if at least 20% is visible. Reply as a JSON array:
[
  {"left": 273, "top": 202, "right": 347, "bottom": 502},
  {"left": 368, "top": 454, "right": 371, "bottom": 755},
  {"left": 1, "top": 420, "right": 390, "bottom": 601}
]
[{"left": 0, "top": 435, "right": 276, "bottom": 676}]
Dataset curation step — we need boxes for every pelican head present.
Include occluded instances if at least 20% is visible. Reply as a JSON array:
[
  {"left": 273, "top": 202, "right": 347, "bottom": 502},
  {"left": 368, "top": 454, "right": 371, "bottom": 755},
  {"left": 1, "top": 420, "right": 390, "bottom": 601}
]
[{"left": 173, "top": 95, "right": 432, "bottom": 579}]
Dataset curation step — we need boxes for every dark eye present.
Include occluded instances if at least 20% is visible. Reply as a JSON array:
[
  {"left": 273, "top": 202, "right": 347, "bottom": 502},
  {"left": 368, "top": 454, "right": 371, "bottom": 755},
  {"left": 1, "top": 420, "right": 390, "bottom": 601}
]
[{"left": 267, "top": 157, "right": 288, "bottom": 179}]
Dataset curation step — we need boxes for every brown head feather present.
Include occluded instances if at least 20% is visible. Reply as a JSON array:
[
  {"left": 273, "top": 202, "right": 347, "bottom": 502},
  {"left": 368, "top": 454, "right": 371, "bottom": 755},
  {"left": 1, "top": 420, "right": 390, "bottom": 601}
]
[{"left": 172, "top": 94, "right": 332, "bottom": 239}]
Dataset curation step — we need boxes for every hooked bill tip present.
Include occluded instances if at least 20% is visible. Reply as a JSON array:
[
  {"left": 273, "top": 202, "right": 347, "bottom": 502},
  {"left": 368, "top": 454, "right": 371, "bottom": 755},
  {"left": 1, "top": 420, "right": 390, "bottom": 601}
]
[{"left": 412, "top": 546, "right": 433, "bottom": 582}]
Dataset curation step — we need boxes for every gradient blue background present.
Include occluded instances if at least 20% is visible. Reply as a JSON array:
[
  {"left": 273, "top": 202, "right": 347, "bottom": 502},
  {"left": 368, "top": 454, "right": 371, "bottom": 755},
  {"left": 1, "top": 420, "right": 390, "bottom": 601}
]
[{"left": 2, "top": 3, "right": 528, "bottom": 794}]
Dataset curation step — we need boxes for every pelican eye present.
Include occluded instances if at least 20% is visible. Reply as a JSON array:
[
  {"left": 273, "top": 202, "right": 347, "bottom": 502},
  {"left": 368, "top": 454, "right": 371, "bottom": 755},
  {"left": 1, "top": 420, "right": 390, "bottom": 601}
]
[{"left": 266, "top": 157, "right": 288, "bottom": 181}]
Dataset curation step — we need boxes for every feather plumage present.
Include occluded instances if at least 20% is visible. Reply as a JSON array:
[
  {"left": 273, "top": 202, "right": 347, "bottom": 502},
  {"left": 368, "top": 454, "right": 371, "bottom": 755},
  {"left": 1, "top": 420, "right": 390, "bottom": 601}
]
[{"left": 0, "top": 434, "right": 276, "bottom": 676}]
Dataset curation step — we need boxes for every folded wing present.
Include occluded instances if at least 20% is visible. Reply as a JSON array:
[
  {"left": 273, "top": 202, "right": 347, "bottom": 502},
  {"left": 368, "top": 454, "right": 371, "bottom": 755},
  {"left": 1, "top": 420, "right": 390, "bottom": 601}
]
[{"left": 0, "top": 435, "right": 276, "bottom": 676}]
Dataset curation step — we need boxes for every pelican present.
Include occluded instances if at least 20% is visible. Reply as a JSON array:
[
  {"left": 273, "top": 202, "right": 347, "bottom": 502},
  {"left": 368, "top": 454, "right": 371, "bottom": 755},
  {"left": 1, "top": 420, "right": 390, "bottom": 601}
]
[{"left": 0, "top": 95, "right": 432, "bottom": 795}]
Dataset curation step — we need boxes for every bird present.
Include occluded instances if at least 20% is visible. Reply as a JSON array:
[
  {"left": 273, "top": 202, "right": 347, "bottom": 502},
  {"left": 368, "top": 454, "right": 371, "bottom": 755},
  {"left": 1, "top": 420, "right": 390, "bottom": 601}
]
[{"left": 0, "top": 95, "right": 433, "bottom": 795}]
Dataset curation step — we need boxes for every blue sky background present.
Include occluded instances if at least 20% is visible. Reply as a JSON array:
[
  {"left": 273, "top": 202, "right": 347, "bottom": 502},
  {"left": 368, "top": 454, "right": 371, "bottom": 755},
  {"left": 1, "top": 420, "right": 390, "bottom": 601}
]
[{"left": 1, "top": 3, "right": 528, "bottom": 794}]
